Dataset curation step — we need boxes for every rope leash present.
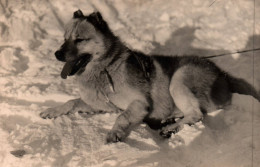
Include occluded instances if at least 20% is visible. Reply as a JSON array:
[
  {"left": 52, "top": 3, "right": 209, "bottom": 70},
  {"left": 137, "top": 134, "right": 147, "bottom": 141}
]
[{"left": 204, "top": 48, "right": 260, "bottom": 59}]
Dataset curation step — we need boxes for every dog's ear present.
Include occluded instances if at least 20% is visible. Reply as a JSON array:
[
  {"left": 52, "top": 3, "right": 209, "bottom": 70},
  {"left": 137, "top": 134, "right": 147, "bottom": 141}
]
[
  {"left": 74, "top": 9, "right": 84, "bottom": 18},
  {"left": 92, "top": 12, "right": 103, "bottom": 23},
  {"left": 87, "top": 12, "right": 106, "bottom": 27},
  {"left": 87, "top": 11, "right": 113, "bottom": 34}
]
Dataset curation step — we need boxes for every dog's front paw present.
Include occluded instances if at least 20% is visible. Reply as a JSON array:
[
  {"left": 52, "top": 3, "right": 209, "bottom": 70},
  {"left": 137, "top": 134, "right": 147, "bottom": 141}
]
[
  {"left": 106, "top": 130, "right": 127, "bottom": 143},
  {"left": 40, "top": 108, "right": 62, "bottom": 119}
]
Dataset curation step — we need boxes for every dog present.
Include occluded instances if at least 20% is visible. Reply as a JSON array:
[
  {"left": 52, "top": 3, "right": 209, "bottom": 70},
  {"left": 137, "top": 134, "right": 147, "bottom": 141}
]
[{"left": 40, "top": 10, "right": 260, "bottom": 143}]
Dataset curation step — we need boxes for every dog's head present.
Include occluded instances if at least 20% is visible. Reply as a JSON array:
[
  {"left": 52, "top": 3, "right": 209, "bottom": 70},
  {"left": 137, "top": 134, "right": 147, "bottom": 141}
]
[{"left": 56, "top": 10, "right": 113, "bottom": 79}]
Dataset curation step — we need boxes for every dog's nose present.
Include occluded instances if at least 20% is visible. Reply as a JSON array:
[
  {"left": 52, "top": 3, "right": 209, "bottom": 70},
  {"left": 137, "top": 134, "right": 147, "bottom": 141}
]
[{"left": 55, "top": 51, "right": 65, "bottom": 62}]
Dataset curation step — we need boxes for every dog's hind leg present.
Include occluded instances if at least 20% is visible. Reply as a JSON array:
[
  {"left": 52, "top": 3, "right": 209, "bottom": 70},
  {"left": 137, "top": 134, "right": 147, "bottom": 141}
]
[
  {"left": 160, "top": 67, "right": 203, "bottom": 137},
  {"left": 106, "top": 100, "right": 149, "bottom": 143},
  {"left": 40, "top": 98, "right": 94, "bottom": 119}
]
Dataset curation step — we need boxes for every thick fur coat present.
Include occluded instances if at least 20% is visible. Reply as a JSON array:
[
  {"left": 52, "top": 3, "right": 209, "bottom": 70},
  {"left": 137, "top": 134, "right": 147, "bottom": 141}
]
[{"left": 40, "top": 10, "right": 260, "bottom": 143}]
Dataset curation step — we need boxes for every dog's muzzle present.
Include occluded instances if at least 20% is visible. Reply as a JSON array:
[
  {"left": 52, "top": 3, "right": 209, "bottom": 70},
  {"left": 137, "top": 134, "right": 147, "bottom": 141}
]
[{"left": 55, "top": 50, "right": 66, "bottom": 62}]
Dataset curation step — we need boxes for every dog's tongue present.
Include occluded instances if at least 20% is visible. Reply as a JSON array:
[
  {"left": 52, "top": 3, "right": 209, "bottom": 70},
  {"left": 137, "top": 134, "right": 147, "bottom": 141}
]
[{"left": 61, "top": 62, "right": 74, "bottom": 79}]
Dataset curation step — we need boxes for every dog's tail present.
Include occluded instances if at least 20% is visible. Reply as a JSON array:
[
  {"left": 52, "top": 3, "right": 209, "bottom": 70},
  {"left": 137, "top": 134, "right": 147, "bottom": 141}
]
[{"left": 227, "top": 75, "right": 260, "bottom": 102}]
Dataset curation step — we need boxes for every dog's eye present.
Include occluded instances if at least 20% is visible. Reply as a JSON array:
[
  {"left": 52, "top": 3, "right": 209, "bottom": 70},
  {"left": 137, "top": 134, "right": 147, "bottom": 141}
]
[
  {"left": 75, "top": 38, "right": 91, "bottom": 43},
  {"left": 75, "top": 38, "right": 85, "bottom": 43}
]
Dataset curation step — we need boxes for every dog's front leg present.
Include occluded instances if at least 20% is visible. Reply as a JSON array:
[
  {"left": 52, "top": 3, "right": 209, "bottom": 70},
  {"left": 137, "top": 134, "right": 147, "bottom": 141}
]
[
  {"left": 106, "top": 100, "right": 149, "bottom": 143},
  {"left": 40, "top": 98, "right": 94, "bottom": 119}
]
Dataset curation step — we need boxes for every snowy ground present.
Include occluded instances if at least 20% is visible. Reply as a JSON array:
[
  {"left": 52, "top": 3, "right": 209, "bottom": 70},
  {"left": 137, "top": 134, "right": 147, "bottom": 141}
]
[{"left": 0, "top": 0, "right": 260, "bottom": 166}]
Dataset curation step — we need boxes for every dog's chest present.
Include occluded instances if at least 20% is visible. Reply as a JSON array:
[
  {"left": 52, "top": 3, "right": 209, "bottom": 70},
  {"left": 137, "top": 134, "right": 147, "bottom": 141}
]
[
  {"left": 109, "top": 79, "right": 146, "bottom": 110},
  {"left": 76, "top": 67, "right": 145, "bottom": 111},
  {"left": 76, "top": 70, "right": 111, "bottom": 110},
  {"left": 106, "top": 67, "right": 147, "bottom": 110}
]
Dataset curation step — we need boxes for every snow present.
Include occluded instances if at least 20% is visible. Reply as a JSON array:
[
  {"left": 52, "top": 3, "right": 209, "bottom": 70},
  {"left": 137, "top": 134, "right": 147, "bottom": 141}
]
[{"left": 0, "top": 0, "right": 260, "bottom": 166}]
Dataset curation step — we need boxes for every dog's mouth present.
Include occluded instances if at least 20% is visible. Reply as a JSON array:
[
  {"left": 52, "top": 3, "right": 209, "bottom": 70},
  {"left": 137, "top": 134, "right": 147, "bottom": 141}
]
[{"left": 61, "top": 54, "right": 92, "bottom": 79}]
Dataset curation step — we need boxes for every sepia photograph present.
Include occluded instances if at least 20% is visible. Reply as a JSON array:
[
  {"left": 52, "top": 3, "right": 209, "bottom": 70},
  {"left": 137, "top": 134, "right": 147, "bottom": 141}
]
[{"left": 0, "top": 0, "right": 260, "bottom": 166}]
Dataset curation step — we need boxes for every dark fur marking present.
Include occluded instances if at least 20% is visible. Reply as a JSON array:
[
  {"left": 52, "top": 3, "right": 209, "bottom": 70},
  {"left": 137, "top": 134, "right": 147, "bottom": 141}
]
[
  {"left": 153, "top": 56, "right": 179, "bottom": 79},
  {"left": 143, "top": 117, "right": 164, "bottom": 130},
  {"left": 126, "top": 52, "right": 154, "bottom": 80},
  {"left": 132, "top": 51, "right": 154, "bottom": 80},
  {"left": 210, "top": 73, "right": 232, "bottom": 107}
]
